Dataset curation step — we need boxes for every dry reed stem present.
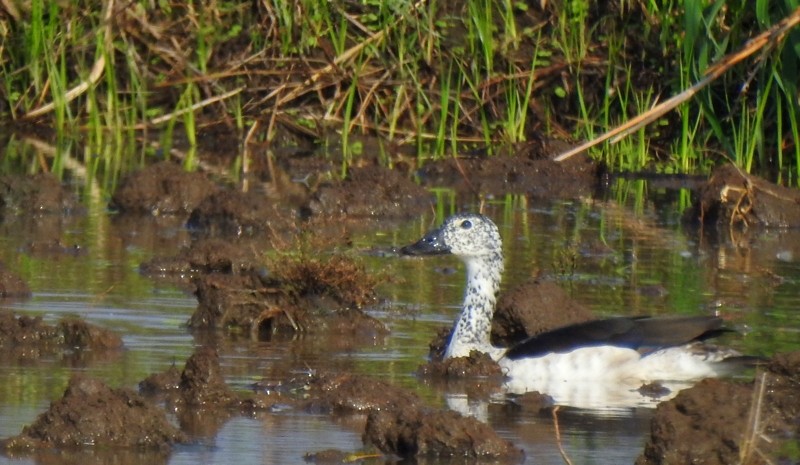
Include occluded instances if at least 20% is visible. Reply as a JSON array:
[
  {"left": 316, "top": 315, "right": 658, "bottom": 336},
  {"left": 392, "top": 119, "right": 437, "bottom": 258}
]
[
  {"left": 552, "top": 406, "right": 574, "bottom": 465},
  {"left": 149, "top": 86, "right": 244, "bottom": 125},
  {"left": 554, "top": 6, "right": 800, "bottom": 162},
  {"left": 739, "top": 371, "right": 774, "bottom": 465}
]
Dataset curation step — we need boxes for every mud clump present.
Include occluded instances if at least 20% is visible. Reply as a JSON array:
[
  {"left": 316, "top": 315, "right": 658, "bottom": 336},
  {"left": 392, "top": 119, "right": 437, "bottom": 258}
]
[
  {"left": 110, "top": 161, "right": 220, "bottom": 216},
  {"left": 0, "top": 267, "right": 31, "bottom": 298},
  {"left": 140, "top": 346, "right": 268, "bottom": 410},
  {"left": 637, "top": 351, "right": 800, "bottom": 465},
  {"left": 139, "top": 237, "right": 263, "bottom": 284},
  {"left": 0, "top": 172, "right": 82, "bottom": 215},
  {"left": 58, "top": 317, "right": 124, "bottom": 350},
  {"left": 189, "top": 255, "right": 387, "bottom": 338},
  {"left": 0, "top": 311, "right": 122, "bottom": 358},
  {"left": 139, "top": 347, "right": 271, "bottom": 439},
  {"left": 418, "top": 350, "right": 504, "bottom": 380},
  {"left": 307, "top": 165, "right": 433, "bottom": 219},
  {"left": 491, "top": 278, "right": 595, "bottom": 346},
  {"left": 688, "top": 163, "right": 800, "bottom": 229},
  {"left": 303, "top": 372, "right": 521, "bottom": 461},
  {"left": 1, "top": 375, "right": 187, "bottom": 452},
  {"left": 186, "top": 188, "right": 299, "bottom": 237},
  {"left": 416, "top": 152, "right": 599, "bottom": 199},
  {"left": 364, "top": 407, "right": 523, "bottom": 461},
  {"left": 305, "top": 373, "right": 424, "bottom": 414},
  {"left": 177, "top": 346, "right": 240, "bottom": 407}
]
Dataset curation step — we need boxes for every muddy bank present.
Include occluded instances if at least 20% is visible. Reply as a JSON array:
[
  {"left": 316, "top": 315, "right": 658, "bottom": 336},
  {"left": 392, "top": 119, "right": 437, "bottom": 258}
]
[
  {"left": 416, "top": 151, "right": 600, "bottom": 199},
  {"left": 638, "top": 351, "right": 800, "bottom": 465}
]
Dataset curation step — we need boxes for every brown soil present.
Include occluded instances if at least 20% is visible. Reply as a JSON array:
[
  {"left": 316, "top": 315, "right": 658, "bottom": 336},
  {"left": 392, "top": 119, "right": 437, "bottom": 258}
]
[
  {"left": 110, "top": 161, "right": 220, "bottom": 216},
  {"left": 304, "top": 372, "right": 424, "bottom": 414},
  {"left": 0, "top": 172, "right": 82, "bottom": 215},
  {"left": 139, "top": 237, "right": 264, "bottom": 287},
  {"left": 1, "top": 375, "right": 187, "bottom": 451},
  {"left": 364, "top": 406, "right": 523, "bottom": 461},
  {"left": 416, "top": 151, "right": 600, "bottom": 199},
  {"left": 188, "top": 257, "right": 387, "bottom": 338},
  {"left": 305, "top": 372, "right": 522, "bottom": 461},
  {"left": 492, "top": 277, "right": 595, "bottom": 346},
  {"left": 418, "top": 349, "right": 505, "bottom": 379},
  {"left": 688, "top": 163, "right": 800, "bottom": 229},
  {"left": 307, "top": 165, "right": 433, "bottom": 219},
  {"left": 186, "top": 188, "right": 299, "bottom": 237},
  {"left": 0, "top": 267, "right": 31, "bottom": 298},
  {"left": 637, "top": 351, "right": 800, "bottom": 465},
  {"left": 0, "top": 311, "right": 123, "bottom": 360}
]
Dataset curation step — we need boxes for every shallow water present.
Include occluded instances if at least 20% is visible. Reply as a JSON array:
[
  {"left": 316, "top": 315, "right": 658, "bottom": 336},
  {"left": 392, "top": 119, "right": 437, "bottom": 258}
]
[{"left": 1, "top": 185, "right": 800, "bottom": 465}]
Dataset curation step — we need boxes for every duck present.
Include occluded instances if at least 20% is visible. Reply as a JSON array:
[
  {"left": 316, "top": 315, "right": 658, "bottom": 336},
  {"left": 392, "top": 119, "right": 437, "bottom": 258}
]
[{"left": 401, "top": 212, "right": 750, "bottom": 408}]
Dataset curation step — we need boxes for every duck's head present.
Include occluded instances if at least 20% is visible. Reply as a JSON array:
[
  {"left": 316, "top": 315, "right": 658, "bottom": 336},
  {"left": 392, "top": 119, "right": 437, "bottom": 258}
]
[{"left": 401, "top": 213, "right": 502, "bottom": 260}]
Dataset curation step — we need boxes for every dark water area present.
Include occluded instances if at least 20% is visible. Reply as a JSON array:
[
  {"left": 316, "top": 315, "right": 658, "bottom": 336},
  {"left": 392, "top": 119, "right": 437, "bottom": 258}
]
[{"left": 0, "top": 175, "right": 799, "bottom": 464}]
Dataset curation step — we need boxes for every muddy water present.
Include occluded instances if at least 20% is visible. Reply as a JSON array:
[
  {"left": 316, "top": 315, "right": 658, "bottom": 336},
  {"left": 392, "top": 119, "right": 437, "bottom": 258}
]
[{"left": 1, "top": 186, "right": 800, "bottom": 465}]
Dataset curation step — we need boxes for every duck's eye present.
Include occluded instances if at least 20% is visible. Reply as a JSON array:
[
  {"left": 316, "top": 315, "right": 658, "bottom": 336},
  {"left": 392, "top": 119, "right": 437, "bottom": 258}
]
[{"left": 460, "top": 220, "right": 472, "bottom": 229}]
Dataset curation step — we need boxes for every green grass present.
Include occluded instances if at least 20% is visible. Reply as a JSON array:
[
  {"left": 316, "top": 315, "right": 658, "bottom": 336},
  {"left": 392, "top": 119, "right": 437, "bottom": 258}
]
[{"left": 0, "top": 0, "right": 799, "bottom": 185}]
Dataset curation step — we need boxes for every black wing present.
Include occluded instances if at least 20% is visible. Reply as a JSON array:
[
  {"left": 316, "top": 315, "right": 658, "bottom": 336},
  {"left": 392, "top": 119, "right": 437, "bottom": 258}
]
[{"left": 503, "top": 315, "right": 729, "bottom": 360}]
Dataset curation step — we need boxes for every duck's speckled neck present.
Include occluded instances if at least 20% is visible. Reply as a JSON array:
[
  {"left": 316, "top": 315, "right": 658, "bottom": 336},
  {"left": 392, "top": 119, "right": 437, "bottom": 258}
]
[{"left": 445, "top": 250, "right": 505, "bottom": 359}]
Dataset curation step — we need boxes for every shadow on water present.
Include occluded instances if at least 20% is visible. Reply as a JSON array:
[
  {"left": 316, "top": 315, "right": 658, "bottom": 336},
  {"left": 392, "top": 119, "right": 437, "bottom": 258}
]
[{"left": 0, "top": 165, "right": 799, "bottom": 464}]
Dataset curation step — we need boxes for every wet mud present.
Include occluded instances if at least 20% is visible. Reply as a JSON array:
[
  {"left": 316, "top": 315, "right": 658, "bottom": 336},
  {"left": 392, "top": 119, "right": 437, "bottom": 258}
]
[
  {"left": 0, "top": 311, "right": 122, "bottom": 361},
  {"left": 688, "top": 163, "right": 800, "bottom": 229},
  {"left": 188, "top": 255, "right": 387, "bottom": 338},
  {"left": 111, "top": 161, "right": 220, "bottom": 216},
  {"left": 2, "top": 375, "right": 187, "bottom": 451},
  {"left": 416, "top": 151, "right": 600, "bottom": 199},
  {"left": 305, "top": 372, "right": 522, "bottom": 461},
  {"left": 638, "top": 351, "right": 800, "bottom": 465}
]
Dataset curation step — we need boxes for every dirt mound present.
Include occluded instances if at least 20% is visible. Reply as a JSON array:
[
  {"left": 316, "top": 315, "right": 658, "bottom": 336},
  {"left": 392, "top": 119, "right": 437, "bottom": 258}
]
[
  {"left": 188, "top": 256, "right": 387, "bottom": 338},
  {"left": 491, "top": 278, "right": 595, "bottom": 346},
  {"left": 302, "top": 372, "right": 521, "bottom": 461},
  {"left": 1, "top": 375, "right": 187, "bottom": 451},
  {"left": 688, "top": 163, "right": 800, "bottom": 229},
  {"left": 186, "top": 188, "right": 299, "bottom": 237},
  {"left": 307, "top": 165, "right": 433, "bottom": 219},
  {"left": 0, "top": 267, "right": 31, "bottom": 298},
  {"left": 0, "top": 311, "right": 122, "bottom": 358},
  {"left": 110, "top": 161, "right": 220, "bottom": 216},
  {"left": 364, "top": 406, "right": 523, "bottom": 461},
  {"left": 637, "top": 351, "right": 800, "bottom": 465},
  {"left": 304, "top": 373, "right": 424, "bottom": 414},
  {"left": 418, "top": 350, "right": 505, "bottom": 379},
  {"left": 416, "top": 152, "right": 599, "bottom": 199},
  {"left": 0, "top": 172, "right": 82, "bottom": 215},
  {"left": 139, "top": 237, "right": 263, "bottom": 283}
]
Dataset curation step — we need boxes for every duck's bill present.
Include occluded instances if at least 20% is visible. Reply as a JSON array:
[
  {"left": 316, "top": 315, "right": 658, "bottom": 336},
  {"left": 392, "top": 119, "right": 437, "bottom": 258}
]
[{"left": 400, "top": 228, "right": 451, "bottom": 256}]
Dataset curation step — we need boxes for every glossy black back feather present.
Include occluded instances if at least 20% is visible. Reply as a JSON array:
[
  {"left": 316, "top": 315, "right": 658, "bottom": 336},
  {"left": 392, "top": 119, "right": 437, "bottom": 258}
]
[{"left": 504, "top": 315, "right": 729, "bottom": 360}]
